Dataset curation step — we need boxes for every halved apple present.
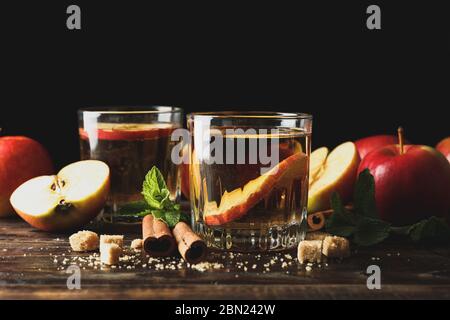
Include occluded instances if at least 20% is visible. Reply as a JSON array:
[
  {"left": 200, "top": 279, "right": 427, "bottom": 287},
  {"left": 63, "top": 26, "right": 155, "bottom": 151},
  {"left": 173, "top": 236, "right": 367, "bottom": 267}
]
[
  {"left": 309, "top": 147, "right": 329, "bottom": 184},
  {"left": 308, "top": 142, "right": 360, "bottom": 213},
  {"left": 10, "top": 160, "right": 110, "bottom": 232},
  {"left": 204, "top": 152, "right": 308, "bottom": 226}
]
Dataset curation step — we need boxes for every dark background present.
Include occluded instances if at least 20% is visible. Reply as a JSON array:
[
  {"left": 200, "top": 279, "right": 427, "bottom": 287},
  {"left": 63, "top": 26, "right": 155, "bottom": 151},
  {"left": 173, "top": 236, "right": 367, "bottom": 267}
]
[{"left": 2, "top": 1, "right": 449, "bottom": 169}]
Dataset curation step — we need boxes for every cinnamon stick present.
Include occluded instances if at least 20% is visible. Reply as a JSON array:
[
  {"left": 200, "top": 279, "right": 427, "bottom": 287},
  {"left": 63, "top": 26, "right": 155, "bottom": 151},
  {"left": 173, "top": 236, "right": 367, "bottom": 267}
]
[
  {"left": 142, "top": 214, "right": 176, "bottom": 257},
  {"left": 307, "top": 205, "right": 354, "bottom": 231},
  {"left": 307, "top": 212, "right": 326, "bottom": 231},
  {"left": 173, "top": 222, "right": 207, "bottom": 264}
]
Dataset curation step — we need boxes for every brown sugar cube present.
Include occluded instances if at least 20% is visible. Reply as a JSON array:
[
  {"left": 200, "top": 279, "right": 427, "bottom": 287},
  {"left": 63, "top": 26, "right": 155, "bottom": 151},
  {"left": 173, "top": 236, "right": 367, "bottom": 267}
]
[
  {"left": 305, "top": 231, "right": 331, "bottom": 241},
  {"left": 69, "top": 230, "right": 99, "bottom": 252},
  {"left": 297, "top": 240, "right": 322, "bottom": 264},
  {"left": 322, "top": 236, "right": 350, "bottom": 258},
  {"left": 100, "top": 243, "right": 122, "bottom": 265},
  {"left": 130, "top": 239, "right": 143, "bottom": 251},
  {"left": 100, "top": 235, "right": 124, "bottom": 248}
]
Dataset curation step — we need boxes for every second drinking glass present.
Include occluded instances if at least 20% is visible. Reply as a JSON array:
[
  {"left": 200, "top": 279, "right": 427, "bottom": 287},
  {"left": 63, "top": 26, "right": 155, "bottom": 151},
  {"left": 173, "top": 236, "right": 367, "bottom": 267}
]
[
  {"left": 187, "top": 111, "right": 312, "bottom": 251},
  {"left": 78, "top": 106, "right": 183, "bottom": 225}
]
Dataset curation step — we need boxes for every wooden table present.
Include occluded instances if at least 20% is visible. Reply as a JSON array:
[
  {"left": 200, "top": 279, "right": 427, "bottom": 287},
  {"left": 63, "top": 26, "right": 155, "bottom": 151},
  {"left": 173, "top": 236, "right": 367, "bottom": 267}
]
[{"left": 1, "top": 217, "right": 450, "bottom": 300}]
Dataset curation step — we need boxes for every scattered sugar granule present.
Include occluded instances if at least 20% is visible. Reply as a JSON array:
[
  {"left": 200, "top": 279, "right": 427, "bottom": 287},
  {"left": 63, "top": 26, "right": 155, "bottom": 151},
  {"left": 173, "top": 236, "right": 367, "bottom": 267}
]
[
  {"left": 281, "top": 262, "right": 288, "bottom": 269},
  {"left": 191, "top": 262, "right": 224, "bottom": 272},
  {"left": 69, "top": 230, "right": 99, "bottom": 252},
  {"left": 305, "top": 265, "right": 312, "bottom": 272}
]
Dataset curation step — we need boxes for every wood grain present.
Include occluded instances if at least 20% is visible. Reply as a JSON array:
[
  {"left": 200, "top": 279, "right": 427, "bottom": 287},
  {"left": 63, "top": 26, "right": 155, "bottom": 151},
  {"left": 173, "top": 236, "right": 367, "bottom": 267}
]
[{"left": 1, "top": 217, "right": 450, "bottom": 300}]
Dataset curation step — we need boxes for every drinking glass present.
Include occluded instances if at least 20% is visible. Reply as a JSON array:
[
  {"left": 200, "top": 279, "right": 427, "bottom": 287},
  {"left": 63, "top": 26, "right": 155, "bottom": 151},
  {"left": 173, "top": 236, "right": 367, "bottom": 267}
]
[
  {"left": 187, "top": 111, "right": 312, "bottom": 251},
  {"left": 78, "top": 106, "right": 183, "bottom": 224}
]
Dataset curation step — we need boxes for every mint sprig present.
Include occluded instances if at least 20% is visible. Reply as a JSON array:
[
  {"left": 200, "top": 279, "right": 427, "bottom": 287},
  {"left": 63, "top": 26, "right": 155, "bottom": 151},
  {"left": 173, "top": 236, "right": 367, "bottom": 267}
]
[
  {"left": 143, "top": 166, "right": 172, "bottom": 210},
  {"left": 118, "top": 166, "right": 189, "bottom": 228},
  {"left": 117, "top": 200, "right": 152, "bottom": 217},
  {"left": 326, "top": 169, "right": 450, "bottom": 246}
]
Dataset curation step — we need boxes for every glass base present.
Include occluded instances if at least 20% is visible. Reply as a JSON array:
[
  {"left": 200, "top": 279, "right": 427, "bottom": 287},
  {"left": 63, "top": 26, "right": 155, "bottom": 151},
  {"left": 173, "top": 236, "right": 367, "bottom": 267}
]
[{"left": 193, "top": 219, "right": 307, "bottom": 252}]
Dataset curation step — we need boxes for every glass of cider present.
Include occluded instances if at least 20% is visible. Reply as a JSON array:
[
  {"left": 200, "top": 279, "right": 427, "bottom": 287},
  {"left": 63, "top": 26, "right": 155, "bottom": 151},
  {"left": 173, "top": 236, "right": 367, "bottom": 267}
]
[
  {"left": 78, "top": 106, "right": 182, "bottom": 225},
  {"left": 187, "top": 111, "right": 312, "bottom": 252}
]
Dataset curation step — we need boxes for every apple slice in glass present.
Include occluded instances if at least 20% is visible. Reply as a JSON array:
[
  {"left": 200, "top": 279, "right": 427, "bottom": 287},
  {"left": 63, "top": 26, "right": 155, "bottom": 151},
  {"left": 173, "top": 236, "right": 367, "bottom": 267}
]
[
  {"left": 79, "top": 123, "right": 175, "bottom": 141},
  {"left": 204, "top": 152, "right": 308, "bottom": 226},
  {"left": 10, "top": 160, "right": 110, "bottom": 232}
]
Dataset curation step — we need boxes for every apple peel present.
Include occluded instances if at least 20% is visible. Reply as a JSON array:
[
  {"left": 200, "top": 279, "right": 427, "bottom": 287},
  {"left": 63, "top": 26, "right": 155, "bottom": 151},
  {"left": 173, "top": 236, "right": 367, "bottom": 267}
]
[{"left": 204, "top": 152, "right": 308, "bottom": 226}]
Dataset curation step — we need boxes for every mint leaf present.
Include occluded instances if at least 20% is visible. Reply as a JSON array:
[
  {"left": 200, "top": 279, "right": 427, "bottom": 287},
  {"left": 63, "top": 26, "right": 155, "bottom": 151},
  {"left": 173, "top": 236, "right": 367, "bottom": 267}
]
[
  {"left": 326, "top": 219, "right": 356, "bottom": 238},
  {"left": 180, "top": 211, "right": 190, "bottom": 224},
  {"left": 142, "top": 166, "right": 170, "bottom": 209},
  {"left": 327, "top": 191, "right": 388, "bottom": 246},
  {"left": 326, "top": 192, "right": 357, "bottom": 237},
  {"left": 117, "top": 201, "right": 152, "bottom": 217},
  {"left": 353, "top": 169, "right": 378, "bottom": 218},
  {"left": 407, "top": 216, "right": 450, "bottom": 243},
  {"left": 150, "top": 209, "right": 165, "bottom": 220},
  {"left": 325, "top": 170, "right": 450, "bottom": 247},
  {"left": 140, "top": 166, "right": 189, "bottom": 229},
  {"left": 353, "top": 218, "right": 390, "bottom": 246},
  {"left": 145, "top": 166, "right": 168, "bottom": 194},
  {"left": 330, "top": 191, "right": 346, "bottom": 215},
  {"left": 143, "top": 190, "right": 164, "bottom": 209},
  {"left": 159, "top": 188, "right": 171, "bottom": 208},
  {"left": 118, "top": 200, "right": 150, "bottom": 214},
  {"left": 164, "top": 210, "right": 181, "bottom": 228}
]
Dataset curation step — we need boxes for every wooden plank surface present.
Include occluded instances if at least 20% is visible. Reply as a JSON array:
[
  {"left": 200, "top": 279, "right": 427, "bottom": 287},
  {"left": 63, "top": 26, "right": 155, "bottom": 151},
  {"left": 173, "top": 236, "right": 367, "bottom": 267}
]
[{"left": 1, "top": 217, "right": 450, "bottom": 300}]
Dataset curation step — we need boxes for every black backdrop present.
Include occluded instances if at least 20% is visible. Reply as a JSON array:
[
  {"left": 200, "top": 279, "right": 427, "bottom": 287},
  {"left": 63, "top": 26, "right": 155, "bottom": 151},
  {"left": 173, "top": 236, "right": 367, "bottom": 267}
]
[{"left": 2, "top": 1, "right": 449, "bottom": 169}]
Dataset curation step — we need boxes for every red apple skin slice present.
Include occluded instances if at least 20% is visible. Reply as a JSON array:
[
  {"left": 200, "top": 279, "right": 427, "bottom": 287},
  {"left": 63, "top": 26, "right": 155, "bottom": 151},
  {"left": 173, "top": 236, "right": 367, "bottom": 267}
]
[
  {"left": 204, "top": 152, "right": 307, "bottom": 226},
  {"left": 79, "top": 125, "right": 175, "bottom": 141}
]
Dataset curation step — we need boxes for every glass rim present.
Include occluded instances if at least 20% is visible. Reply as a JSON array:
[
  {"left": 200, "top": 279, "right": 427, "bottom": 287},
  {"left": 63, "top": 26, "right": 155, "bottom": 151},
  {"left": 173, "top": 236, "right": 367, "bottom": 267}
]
[
  {"left": 78, "top": 105, "right": 183, "bottom": 115},
  {"left": 187, "top": 111, "right": 312, "bottom": 120}
]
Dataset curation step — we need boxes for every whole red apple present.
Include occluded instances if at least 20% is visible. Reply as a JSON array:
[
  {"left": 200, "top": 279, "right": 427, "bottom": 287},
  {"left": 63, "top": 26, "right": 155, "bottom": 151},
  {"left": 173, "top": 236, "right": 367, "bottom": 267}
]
[
  {"left": 355, "top": 135, "right": 409, "bottom": 160},
  {"left": 436, "top": 137, "right": 450, "bottom": 162},
  {"left": 358, "top": 134, "right": 450, "bottom": 226},
  {"left": 0, "top": 136, "right": 54, "bottom": 217}
]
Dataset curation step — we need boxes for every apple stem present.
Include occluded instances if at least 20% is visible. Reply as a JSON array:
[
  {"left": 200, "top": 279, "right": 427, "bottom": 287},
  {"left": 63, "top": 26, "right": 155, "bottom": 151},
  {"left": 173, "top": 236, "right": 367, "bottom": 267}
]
[{"left": 398, "top": 126, "right": 404, "bottom": 155}]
